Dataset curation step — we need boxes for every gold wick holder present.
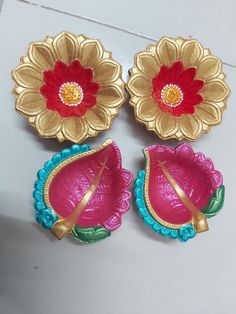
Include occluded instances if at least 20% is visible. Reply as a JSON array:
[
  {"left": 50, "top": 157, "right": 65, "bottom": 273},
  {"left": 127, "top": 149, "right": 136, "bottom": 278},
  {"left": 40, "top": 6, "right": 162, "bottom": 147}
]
[
  {"left": 51, "top": 158, "right": 108, "bottom": 240},
  {"left": 158, "top": 160, "right": 209, "bottom": 233}
]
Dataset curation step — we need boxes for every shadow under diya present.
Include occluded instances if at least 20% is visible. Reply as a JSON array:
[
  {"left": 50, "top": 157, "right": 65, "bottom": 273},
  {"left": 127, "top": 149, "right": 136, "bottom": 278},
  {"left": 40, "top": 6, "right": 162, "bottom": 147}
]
[
  {"left": 33, "top": 139, "right": 133, "bottom": 243},
  {"left": 134, "top": 143, "right": 224, "bottom": 242}
]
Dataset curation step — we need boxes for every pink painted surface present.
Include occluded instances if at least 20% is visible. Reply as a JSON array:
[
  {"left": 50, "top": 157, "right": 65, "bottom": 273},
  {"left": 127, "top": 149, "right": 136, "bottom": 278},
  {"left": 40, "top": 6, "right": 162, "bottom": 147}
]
[
  {"left": 48, "top": 142, "right": 133, "bottom": 230},
  {"left": 145, "top": 144, "right": 223, "bottom": 225}
]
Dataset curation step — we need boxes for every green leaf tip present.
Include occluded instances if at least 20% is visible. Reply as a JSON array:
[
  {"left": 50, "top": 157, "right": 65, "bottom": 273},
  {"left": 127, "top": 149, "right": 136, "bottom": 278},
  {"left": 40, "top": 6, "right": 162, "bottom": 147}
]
[
  {"left": 202, "top": 185, "right": 225, "bottom": 218},
  {"left": 72, "top": 225, "right": 111, "bottom": 243}
]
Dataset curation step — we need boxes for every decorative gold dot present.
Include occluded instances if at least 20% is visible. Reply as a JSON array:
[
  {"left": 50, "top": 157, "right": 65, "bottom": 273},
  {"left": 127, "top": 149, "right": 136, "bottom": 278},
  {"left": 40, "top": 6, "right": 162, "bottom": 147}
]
[
  {"left": 59, "top": 82, "right": 83, "bottom": 106},
  {"left": 161, "top": 84, "right": 183, "bottom": 107}
]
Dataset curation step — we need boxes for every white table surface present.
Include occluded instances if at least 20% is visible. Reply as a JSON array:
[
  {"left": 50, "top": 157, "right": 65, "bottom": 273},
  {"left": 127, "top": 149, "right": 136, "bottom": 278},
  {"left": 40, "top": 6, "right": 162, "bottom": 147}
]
[{"left": 0, "top": 0, "right": 235, "bottom": 313}]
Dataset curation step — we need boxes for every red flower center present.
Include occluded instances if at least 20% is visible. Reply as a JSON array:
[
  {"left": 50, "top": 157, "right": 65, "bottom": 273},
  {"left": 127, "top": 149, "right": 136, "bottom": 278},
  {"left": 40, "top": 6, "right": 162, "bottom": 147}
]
[
  {"left": 152, "top": 61, "right": 204, "bottom": 116},
  {"left": 40, "top": 60, "right": 100, "bottom": 118}
]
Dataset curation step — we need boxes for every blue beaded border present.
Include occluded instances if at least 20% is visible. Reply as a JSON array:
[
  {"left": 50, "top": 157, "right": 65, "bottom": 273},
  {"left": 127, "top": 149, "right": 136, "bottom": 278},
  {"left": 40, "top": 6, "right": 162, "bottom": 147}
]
[
  {"left": 33, "top": 144, "right": 91, "bottom": 229},
  {"left": 134, "top": 170, "right": 196, "bottom": 242}
]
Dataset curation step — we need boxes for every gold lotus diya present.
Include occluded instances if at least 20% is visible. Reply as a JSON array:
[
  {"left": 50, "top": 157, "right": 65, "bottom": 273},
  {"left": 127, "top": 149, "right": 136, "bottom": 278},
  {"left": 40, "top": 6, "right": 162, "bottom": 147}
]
[
  {"left": 12, "top": 32, "right": 125, "bottom": 143},
  {"left": 127, "top": 37, "right": 230, "bottom": 141}
]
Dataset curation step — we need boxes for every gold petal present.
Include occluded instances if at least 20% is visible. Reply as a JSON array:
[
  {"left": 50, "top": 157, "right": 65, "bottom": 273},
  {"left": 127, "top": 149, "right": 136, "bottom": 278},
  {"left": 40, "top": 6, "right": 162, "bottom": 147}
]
[
  {"left": 180, "top": 115, "right": 202, "bottom": 140},
  {"left": 181, "top": 40, "right": 203, "bottom": 67},
  {"left": 97, "top": 85, "right": 124, "bottom": 107},
  {"left": 93, "top": 60, "right": 120, "bottom": 84},
  {"left": 29, "top": 42, "right": 56, "bottom": 70},
  {"left": 156, "top": 112, "right": 177, "bottom": 137},
  {"left": 127, "top": 74, "right": 152, "bottom": 97},
  {"left": 13, "top": 64, "right": 43, "bottom": 88},
  {"left": 136, "top": 52, "right": 160, "bottom": 78},
  {"left": 35, "top": 111, "right": 61, "bottom": 136},
  {"left": 62, "top": 117, "right": 88, "bottom": 143},
  {"left": 76, "top": 34, "right": 87, "bottom": 45},
  {"left": 201, "top": 80, "right": 230, "bottom": 102},
  {"left": 196, "top": 102, "right": 222, "bottom": 125},
  {"left": 52, "top": 32, "right": 78, "bottom": 65},
  {"left": 136, "top": 98, "right": 158, "bottom": 121},
  {"left": 197, "top": 56, "right": 222, "bottom": 81},
  {"left": 85, "top": 107, "right": 111, "bottom": 131},
  {"left": 16, "top": 90, "right": 45, "bottom": 116},
  {"left": 80, "top": 39, "right": 103, "bottom": 68},
  {"left": 156, "top": 38, "right": 178, "bottom": 66}
]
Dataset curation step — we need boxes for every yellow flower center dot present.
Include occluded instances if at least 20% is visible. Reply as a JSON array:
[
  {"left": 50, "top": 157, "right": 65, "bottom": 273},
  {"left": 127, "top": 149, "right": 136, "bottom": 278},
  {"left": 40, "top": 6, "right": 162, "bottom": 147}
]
[
  {"left": 161, "top": 84, "right": 183, "bottom": 107},
  {"left": 59, "top": 82, "right": 83, "bottom": 106}
]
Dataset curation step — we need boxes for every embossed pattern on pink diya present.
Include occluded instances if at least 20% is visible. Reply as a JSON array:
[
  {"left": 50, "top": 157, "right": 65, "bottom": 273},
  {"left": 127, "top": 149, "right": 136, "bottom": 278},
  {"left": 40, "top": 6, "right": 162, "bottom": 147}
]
[
  {"left": 34, "top": 140, "right": 133, "bottom": 243},
  {"left": 48, "top": 142, "right": 132, "bottom": 231},
  {"left": 145, "top": 144, "right": 223, "bottom": 226}
]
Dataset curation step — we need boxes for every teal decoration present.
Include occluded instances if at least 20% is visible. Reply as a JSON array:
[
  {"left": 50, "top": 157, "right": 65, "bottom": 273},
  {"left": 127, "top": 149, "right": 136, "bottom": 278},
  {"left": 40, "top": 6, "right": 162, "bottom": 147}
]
[
  {"left": 33, "top": 144, "right": 91, "bottom": 229},
  {"left": 35, "top": 208, "right": 57, "bottom": 229},
  {"left": 72, "top": 225, "right": 111, "bottom": 243},
  {"left": 202, "top": 185, "right": 225, "bottom": 218},
  {"left": 178, "top": 225, "right": 196, "bottom": 242},
  {"left": 134, "top": 169, "right": 196, "bottom": 242}
]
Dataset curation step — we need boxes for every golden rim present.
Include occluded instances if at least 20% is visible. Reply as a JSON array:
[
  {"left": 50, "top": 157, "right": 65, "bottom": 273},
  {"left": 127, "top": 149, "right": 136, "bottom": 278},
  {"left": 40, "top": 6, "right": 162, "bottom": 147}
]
[
  {"left": 12, "top": 32, "right": 125, "bottom": 143},
  {"left": 127, "top": 36, "right": 230, "bottom": 141}
]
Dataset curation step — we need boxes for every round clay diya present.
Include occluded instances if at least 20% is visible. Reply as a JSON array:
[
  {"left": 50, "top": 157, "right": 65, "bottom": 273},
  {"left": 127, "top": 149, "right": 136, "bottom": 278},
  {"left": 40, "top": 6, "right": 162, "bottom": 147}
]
[
  {"left": 12, "top": 32, "right": 125, "bottom": 143},
  {"left": 33, "top": 140, "right": 133, "bottom": 243},
  {"left": 134, "top": 143, "right": 225, "bottom": 242},
  {"left": 127, "top": 37, "right": 230, "bottom": 141}
]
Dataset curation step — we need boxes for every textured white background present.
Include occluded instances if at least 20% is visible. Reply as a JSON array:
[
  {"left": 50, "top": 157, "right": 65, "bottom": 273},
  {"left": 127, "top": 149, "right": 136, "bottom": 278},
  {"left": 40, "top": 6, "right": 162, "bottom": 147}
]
[{"left": 0, "top": 0, "right": 236, "bottom": 313}]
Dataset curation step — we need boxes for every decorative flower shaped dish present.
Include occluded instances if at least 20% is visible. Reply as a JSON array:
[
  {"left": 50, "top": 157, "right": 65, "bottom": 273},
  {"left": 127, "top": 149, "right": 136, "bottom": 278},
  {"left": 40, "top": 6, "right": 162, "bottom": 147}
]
[
  {"left": 134, "top": 144, "right": 225, "bottom": 242},
  {"left": 12, "top": 32, "right": 125, "bottom": 143},
  {"left": 33, "top": 140, "right": 133, "bottom": 243},
  {"left": 127, "top": 37, "right": 230, "bottom": 141}
]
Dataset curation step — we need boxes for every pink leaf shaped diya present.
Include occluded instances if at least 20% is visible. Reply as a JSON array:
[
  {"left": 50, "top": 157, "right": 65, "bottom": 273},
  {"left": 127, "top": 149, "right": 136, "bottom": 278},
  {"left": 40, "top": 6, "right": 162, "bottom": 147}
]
[
  {"left": 33, "top": 140, "right": 133, "bottom": 243},
  {"left": 134, "top": 144, "right": 225, "bottom": 242}
]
